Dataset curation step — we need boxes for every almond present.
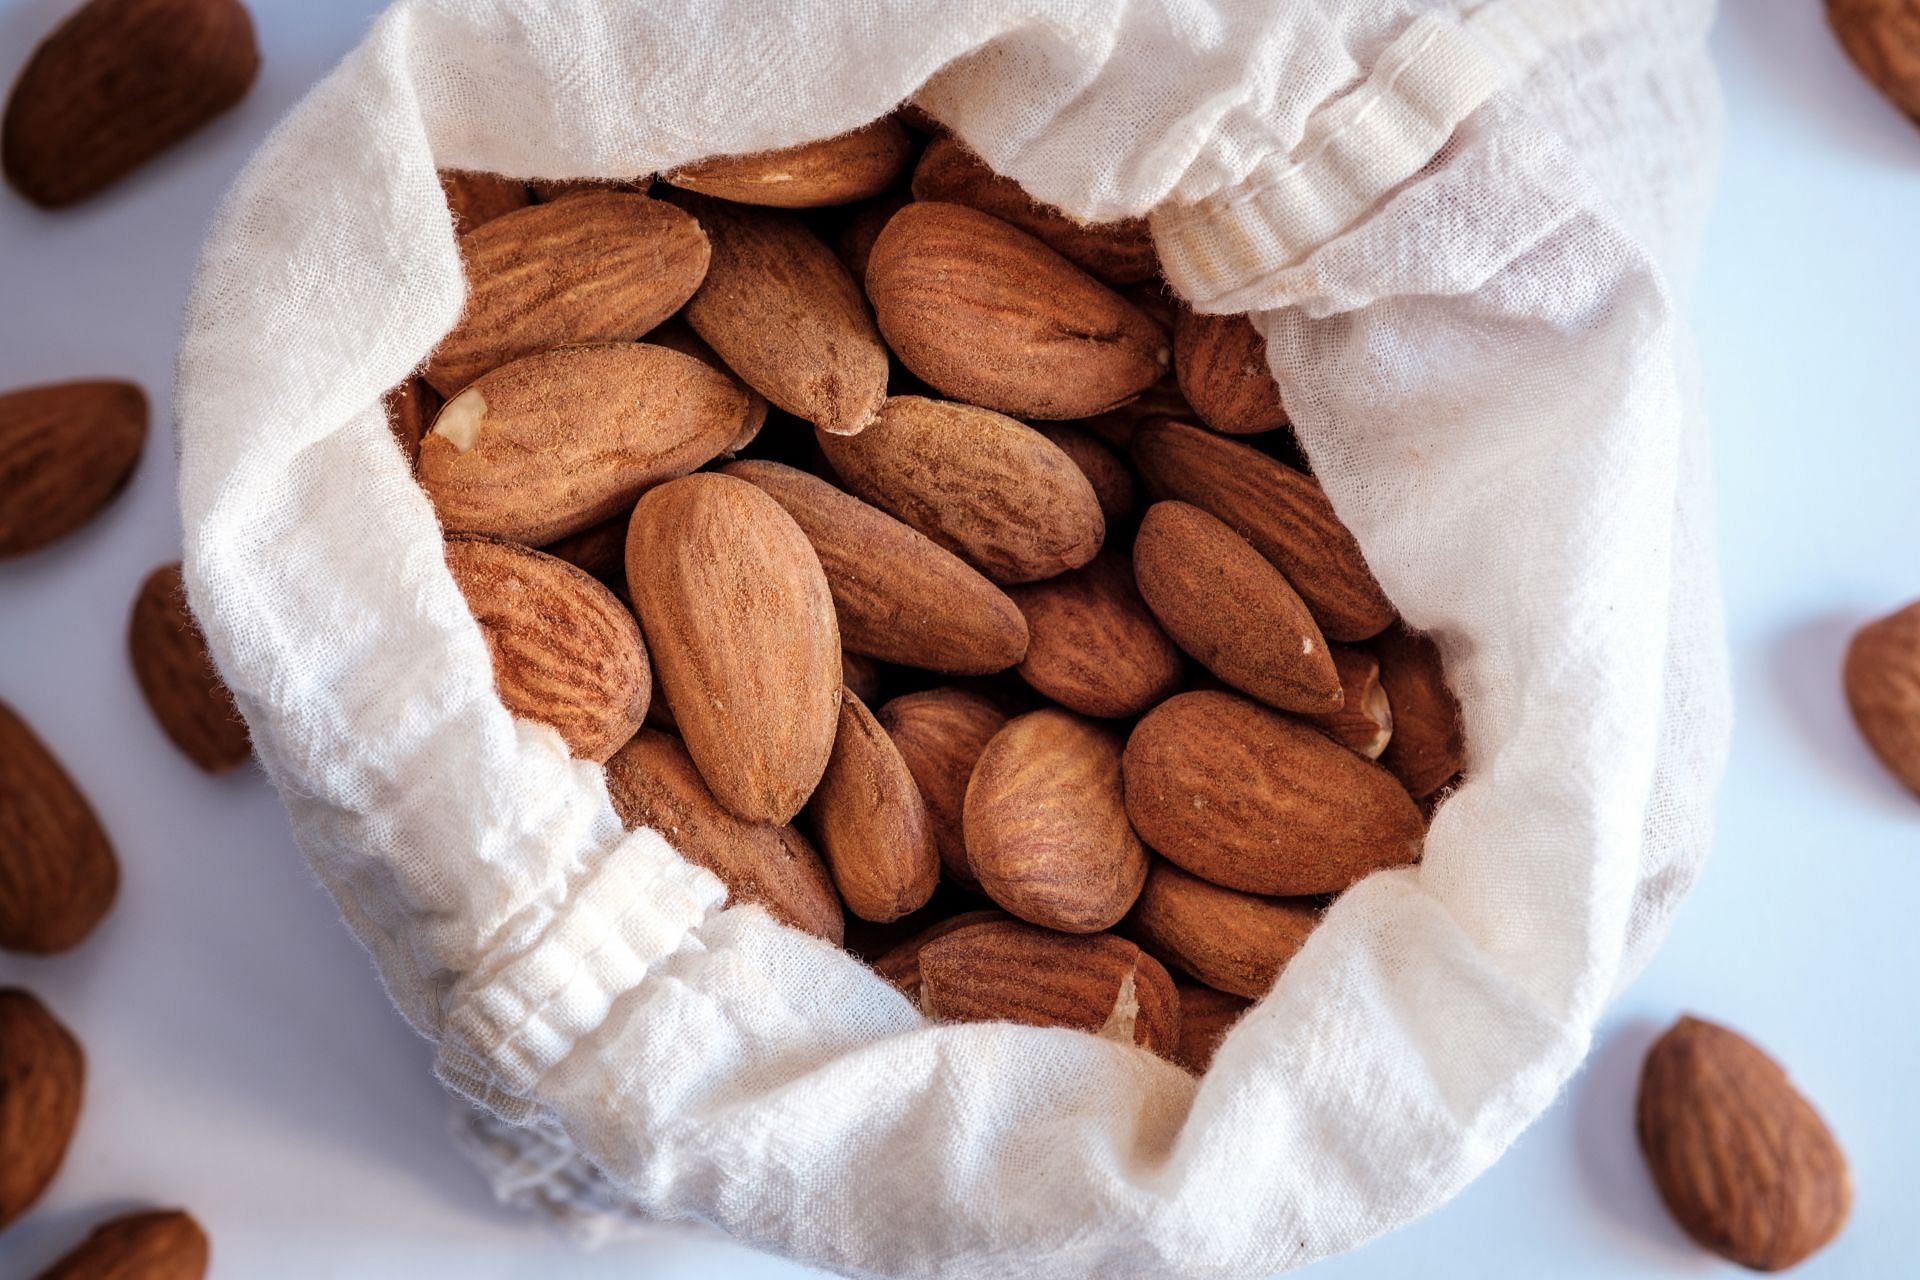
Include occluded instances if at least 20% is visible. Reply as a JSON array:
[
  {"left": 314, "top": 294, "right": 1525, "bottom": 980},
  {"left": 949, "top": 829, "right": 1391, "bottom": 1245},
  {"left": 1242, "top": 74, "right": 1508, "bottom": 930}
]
[
  {"left": 916, "top": 919, "right": 1179, "bottom": 1053},
  {"left": 1126, "top": 861, "right": 1318, "bottom": 1000},
  {"left": 422, "top": 193, "right": 708, "bottom": 394},
  {"left": 420, "top": 343, "right": 745, "bottom": 544},
  {"left": 1132, "top": 419, "right": 1394, "bottom": 641},
  {"left": 626, "top": 473, "right": 840, "bottom": 823},
  {"left": 0, "top": 703, "right": 118, "bottom": 954},
  {"left": 834, "top": 189, "right": 913, "bottom": 282},
  {"left": 444, "top": 536, "right": 649, "bottom": 763},
  {"left": 720, "top": 459, "right": 1028, "bottom": 675},
  {"left": 0, "top": 379, "right": 146, "bottom": 558},
  {"left": 816, "top": 395, "right": 1104, "bottom": 584},
  {"left": 963, "top": 709, "right": 1147, "bottom": 933},
  {"left": 1638, "top": 1016, "right": 1851, "bottom": 1271},
  {"left": 871, "top": 909, "right": 1008, "bottom": 999},
  {"left": 876, "top": 687, "right": 1008, "bottom": 885},
  {"left": 1037, "top": 425, "right": 1137, "bottom": 528},
  {"left": 1843, "top": 599, "right": 1920, "bottom": 796},
  {"left": 1170, "top": 982, "right": 1250, "bottom": 1075},
  {"left": 383, "top": 377, "right": 438, "bottom": 469},
  {"left": 1133, "top": 500, "right": 1340, "bottom": 714},
  {"left": 1373, "top": 625, "right": 1466, "bottom": 799},
  {"left": 1173, "top": 308, "right": 1288, "bottom": 435},
  {"left": 1123, "top": 690, "right": 1423, "bottom": 896},
  {"left": 605, "top": 729, "right": 843, "bottom": 944},
  {"left": 840, "top": 651, "right": 887, "bottom": 707},
  {"left": 805, "top": 689, "right": 940, "bottom": 923},
  {"left": 0, "top": 988, "right": 84, "bottom": 1229},
  {"left": 439, "top": 169, "right": 530, "bottom": 235},
  {"left": 1006, "top": 553, "right": 1182, "bottom": 718},
  {"left": 669, "top": 192, "right": 889, "bottom": 434},
  {"left": 542, "top": 513, "right": 628, "bottom": 595},
  {"left": 1302, "top": 645, "right": 1394, "bottom": 760},
  {"left": 1827, "top": 0, "right": 1920, "bottom": 125},
  {"left": 34, "top": 1208, "right": 210, "bottom": 1280},
  {"left": 866, "top": 202, "right": 1169, "bottom": 419},
  {"left": 128, "top": 563, "right": 250, "bottom": 772},
  {"left": 665, "top": 118, "right": 911, "bottom": 207},
  {"left": 2, "top": 0, "right": 258, "bottom": 208},
  {"left": 644, "top": 316, "right": 769, "bottom": 454}
]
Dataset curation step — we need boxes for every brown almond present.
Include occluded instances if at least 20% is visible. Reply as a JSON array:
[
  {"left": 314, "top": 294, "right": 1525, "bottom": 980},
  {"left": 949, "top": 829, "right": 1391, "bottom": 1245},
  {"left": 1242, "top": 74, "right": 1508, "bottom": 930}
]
[
  {"left": 1123, "top": 690, "right": 1423, "bottom": 896},
  {"left": 806, "top": 689, "right": 940, "bottom": 923},
  {"left": 0, "top": 989, "right": 84, "bottom": 1229},
  {"left": 422, "top": 193, "right": 708, "bottom": 394},
  {"left": 128, "top": 563, "right": 250, "bottom": 772},
  {"left": 1828, "top": 0, "right": 1920, "bottom": 126},
  {"left": 542, "top": 513, "right": 628, "bottom": 594},
  {"left": 871, "top": 909, "right": 1009, "bottom": 999},
  {"left": 1638, "top": 1016, "right": 1850, "bottom": 1271},
  {"left": 1073, "top": 375, "right": 1190, "bottom": 453},
  {"left": 1173, "top": 308, "right": 1288, "bottom": 435},
  {"left": 439, "top": 169, "right": 530, "bottom": 235},
  {"left": 605, "top": 729, "right": 843, "bottom": 944},
  {"left": 840, "top": 651, "right": 887, "bottom": 708},
  {"left": 1133, "top": 500, "right": 1340, "bottom": 714},
  {"left": 1302, "top": 645, "right": 1394, "bottom": 760},
  {"left": 0, "top": 703, "right": 118, "bottom": 954},
  {"left": 669, "top": 192, "right": 889, "bottom": 434},
  {"left": 666, "top": 118, "right": 911, "bottom": 207},
  {"left": 445, "top": 536, "right": 649, "bottom": 763},
  {"left": 1132, "top": 419, "right": 1394, "bottom": 641},
  {"left": 626, "top": 473, "right": 839, "bottom": 823},
  {"left": 420, "top": 343, "right": 745, "bottom": 544},
  {"left": 34, "top": 1208, "right": 210, "bottom": 1280},
  {"left": 1374, "top": 625, "right": 1466, "bottom": 799},
  {"left": 1037, "top": 425, "right": 1137, "bottom": 528},
  {"left": 1844, "top": 599, "right": 1920, "bottom": 796},
  {"left": 876, "top": 688, "right": 1008, "bottom": 885},
  {"left": 1126, "top": 861, "right": 1318, "bottom": 1000},
  {"left": 834, "top": 189, "right": 913, "bottom": 282},
  {"left": 0, "top": 379, "right": 146, "bottom": 558},
  {"left": 644, "top": 316, "right": 768, "bottom": 454},
  {"left": 817, "top": 396, "right": 1104, "bottom": 584},
  {"left": 1007, "top": 553, "right": 1182, "bottom": 719},
  {"left": 866, "top": 202, "right": 1169, "bottom": 419},
  {"left": 916, "top": 919, "right": 1179, "bottom": 1053},
  {"left": 383, "top": 377, "right": 438, "bottom": 469},
  {"left": 1170, "top": 982, "right": 1251, "bottom": 1075}
]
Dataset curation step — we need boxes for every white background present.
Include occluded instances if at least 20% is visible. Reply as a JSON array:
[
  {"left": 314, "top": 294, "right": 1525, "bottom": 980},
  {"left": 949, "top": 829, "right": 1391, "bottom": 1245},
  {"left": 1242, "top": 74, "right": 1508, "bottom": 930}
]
[{"left": 2, "top": 1, "right": 1916, "bottom": 1276}]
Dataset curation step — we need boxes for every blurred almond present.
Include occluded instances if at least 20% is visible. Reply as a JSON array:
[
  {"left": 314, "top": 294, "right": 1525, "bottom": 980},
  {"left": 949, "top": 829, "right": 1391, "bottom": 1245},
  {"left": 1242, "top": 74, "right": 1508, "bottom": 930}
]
[
  {"left": 0, "top": 379, "right": 146, "bottom": 558},
  {"left": 666, "top": 118, "right": 911, "bottom": 207},
  {"left": 1828, "top": 0, "right": 1920, "bottom": 125},
  {"left": 1843, "top": 598, "right": 1920, "bottom": 796},
  {"left": 0, "top": 988, "right": 84, "bottom": 1229},
  {"left": 0, "top": 703, "right": 118, "bottom": 954},
  {"left": 34, "top": 1208, "right": 209, "bottom": 1280},
  {"left": 128, "top": 563, "right": 250, "bottom": 772}
]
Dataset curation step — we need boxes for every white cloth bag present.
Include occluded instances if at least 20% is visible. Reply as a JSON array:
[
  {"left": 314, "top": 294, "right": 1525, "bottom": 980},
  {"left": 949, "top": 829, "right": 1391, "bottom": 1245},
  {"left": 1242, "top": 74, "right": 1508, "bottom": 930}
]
[{"left": 174, "top": 0, "right": 1729, "bottom": 1274}]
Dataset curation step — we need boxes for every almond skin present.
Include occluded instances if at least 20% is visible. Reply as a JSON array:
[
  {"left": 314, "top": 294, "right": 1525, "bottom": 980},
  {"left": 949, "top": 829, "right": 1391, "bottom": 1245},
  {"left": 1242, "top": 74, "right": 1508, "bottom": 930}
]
[
  {"left": 1132, "top": 419, "right": 1395, "bottom": 641},
  {"left": 1170, "top": 983, "right": 1250, "bottom": 1075},
  {"left": 835, "top": 189, "right": 913, "bottom": 282},
  {"left": 817, "top": 396, "right": 1104, "bottom": 584},
  {"left": 866, "top": 202, "right": 1169, "bottom": 419},
  {"left": 34, "top": 1208, "right": 210, "bottom": 1280},
  {"left": 1374, "top": 625, "right": 1466, "bottom": 799},
  {"left": 1844, "top": 599, "right": 1920, "bottom": 796},
  {"left": 2, "top": 0, "right": 258, "bottom": 208},
  {"left": 1302, "top": 645, "right": 1394, "bottom": 760},
  {"left": 1126, "top": 861, "right": 1318, "bottom": 1000},
  {"left": 666, "top": 118, "right": 911, "bottom": 207},
  {"left": 806, "top": 689, "right": 941, "bottom": 923},
  {"left": 669, "top": 192, "right": 889, "bottom": 435},
  {"left": 720, "top": 460, "right": 1028, "bottom": 675},
  {"left": 1133, "top": 500, "right": 1341, "bottom": 714},
  {"left": 0, "top": 379, "right": 146, "bottom": 558},
  {"left": 128, "top": 563, "right": 250, "bottom": 772},
  {"left": 1827, "top": 0, "right": 1920, "bottom": 125},
  {"left": 423, "top": 193, "right": 709, "bottom": 394},
  {"left": 605, "top": 729, "right": 843, "bottom": 944},
  {"left": 444, "top": 536, "right": 649, "bottom": 763},
  {"left": 1037, "top": 425, "right": 1137, "bottom": 529},
  {"left": 877, "top": 688, "right": 1008, "bottom": 885},
  {"left": 383, "top": 377, "right": 438, "bottom": 469},
  {"left": 626, "top": 473, "right": 840, "bottom": 824},
  {"left": 1007, "top": 552, "right": 1182, "bottom": 718},
  {"left": 1173, "top": 308, "right": 1288, "bottom": 435},
  {"left": 1638, "top": 1016, "right": 1851, "bottom": 1271},
  {"left": 871, "top": 909, "right": 1009, "bottom": 999},
  {"left": 644, "top": 317, "right": 769, "bottom": 454},
  {"left": 420, "top": 343, "right": 745, "bottom": 544},
  {"left": 916, "top": 919, "right": 1179, "bottom": 1053},
  {"left": 1123, "top": 690, "right": 1424, "bottom": 896},
  {"left": 439, "top": 169, "right": 530, "bottom": 234},
  {"left": 0, "top": 703, "right": 118, "bottom": 954},
  {"left": 542, "top": 513, "right": 629, "bottom": 595},
  {"left": 964, "top": 709, "right": 1147, "bottom": 933},
  {"left": 0, "top": 988, "right": 84, "bottom": 1229}
]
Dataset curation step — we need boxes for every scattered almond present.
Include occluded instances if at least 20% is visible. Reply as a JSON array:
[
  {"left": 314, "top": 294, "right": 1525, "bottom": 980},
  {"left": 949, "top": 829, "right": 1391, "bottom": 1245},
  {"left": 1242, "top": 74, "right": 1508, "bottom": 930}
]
[
  {"left": 0, "top": 379, "right": 147, "bottom": 558},
  {"left": 0, "top": 988, "right": 84, "bottom": 1229},
  {"left": 128, "top": 563, "right": 250, "bottom": 772},
  {"left": 0, "top": 702, "right": 119, "bottom": 954},
  {"left": 34, "top": 1208, "right": 210, "bottom": 1280},
  {"left": 1843, "top": 598, "right": 1920, "bottom": 796},
  {"left": 1827, "top": 0, "right": 1920, "bottom": 126}
]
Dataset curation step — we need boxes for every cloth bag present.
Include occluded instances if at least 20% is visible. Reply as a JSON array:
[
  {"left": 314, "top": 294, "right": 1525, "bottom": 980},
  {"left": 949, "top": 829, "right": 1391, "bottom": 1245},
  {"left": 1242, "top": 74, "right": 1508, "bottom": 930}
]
[{"left": 174, "top": 0, "right": 1729, "bottom": 1274}]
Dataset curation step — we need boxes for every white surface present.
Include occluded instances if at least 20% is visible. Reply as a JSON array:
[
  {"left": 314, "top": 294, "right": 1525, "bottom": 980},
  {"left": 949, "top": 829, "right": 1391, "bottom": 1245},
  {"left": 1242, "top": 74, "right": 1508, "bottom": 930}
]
[{"left": 0, "top": 2, "right": 1912, "bottom": 1278}]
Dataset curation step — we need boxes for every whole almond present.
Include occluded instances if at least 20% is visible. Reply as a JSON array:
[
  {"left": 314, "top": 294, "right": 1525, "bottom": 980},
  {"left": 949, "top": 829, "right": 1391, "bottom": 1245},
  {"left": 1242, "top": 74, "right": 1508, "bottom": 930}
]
[
  {"left": 0, "top": 379, "right": 146, "bottom": 558},
  {"left": 834, "top": 189, "right": 913, "bottom": 282},
  {"left": 866, "top": 202, "right": 1169, "bottom": 419},
  {"left": 817, "top": 396, "right": 1104, "bottom": 584},
  {"left": 422, "top": 193, "right": 709, "bottom": 394},
  {"left": 420, "top": 343, "right": 745, "bottom": 544},
  {"left": 128, "top": 563, "right": 250, "bottom": 772},
  {"left": 1638, "top": 1016, "right": 1850, "bottom": 1271},
  {"left": 1843, "top": 599, "right": 1920, "bottom": 796},
  {"left": 439, "top": 169, "right": 530, "bottom": 235},
  {"left": 1037, "top": 425, "right": 1137, "bottom": 528},
  {"left": 35, "top": 1208, "right": 210, "bottom": 1280},
  {"left": 872, "top": 909, "right": 1009, "bottom": 999},
  {"left": 964, "top": 709, "right": 1147, "bottom": 933},
  {"left": 2, "top": 0, "right": 258, "bottom": 208},
  {"left": 666, "top": 118, "right": 911, "bottom": 207},
  {"left": 1173, "top": 308, "right": 1288, "bottom": 436},
  {"left": 721, "top": 460, "right": 1028, "bottom": 675},
  {"left": 1302, "top": 645, "right": 1394, "bottom": 760},
  {"left": 669, "top": 192, "right": 889, "bottom": 434},
  {"left": 626, "top": 473, "right": 840, "bottom": 823},
  {"left": 909, "top": 136, "right": 1159, "bottom": 285},
  {"left": 1170, "top": 982, "right": 1250, "bottom": 1075},
  {"left": 383, "top": 377, "right": 438, "bottom": 468},
  {"left": 1374, "top": 625, "right": 1466, "bottom": 799},
  {"left": 1827, "top": 0, "right": 1920, "bottom": 125},
  {"left": 0, "top": 703, "right": 118, "bottom": 954},
  {"left": 1123, "top": 690, "right": 1423, "bottom": 896},
  {"left": 0, "top": 989, "right": 84, "bottom": 1229},
  {"left": 1006, "top": 552, "right": 1182, "bottom": 719},
  {"left": 806, "top": 689, "right": 940, "bottom": 923},
  {"left": 877, "top": 688, "right": 1008, "bottom": 884},
  {"left": 1132, "top": 419, "right": 1395, "bottom": 641},
  {"left": 1133, "top": 500, "right": 1340, "bottom": 714},
  {"left": 645, "top": 316, "right": 769, "bottom": 454},
  {"left": 917, "top": 920, "right": 1179, "bottom": 1052},
  {"left": 605, "top": 729, "right": 843, "bottom": 944},
  {"left": 1126, "top": 861, "right": 1318, "bottom": 1000},
  {"left": 445, "top": 536, "right": 649, "bottom": 763}
]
